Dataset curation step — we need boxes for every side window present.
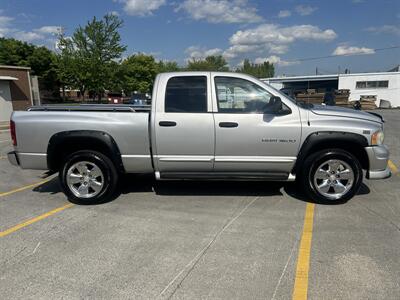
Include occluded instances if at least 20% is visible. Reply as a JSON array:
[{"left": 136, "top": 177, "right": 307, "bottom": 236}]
[
  {"left": 165, "top": 76, "right": 207, "bottom": 113},
  {"left": 215, "top": 77, "right": 274, "bottom": 113}
]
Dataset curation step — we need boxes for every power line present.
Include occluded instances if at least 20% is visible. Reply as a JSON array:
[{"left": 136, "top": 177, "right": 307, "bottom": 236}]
[{"left": 287, "top": 46, "right": 400, "bottom": 63}]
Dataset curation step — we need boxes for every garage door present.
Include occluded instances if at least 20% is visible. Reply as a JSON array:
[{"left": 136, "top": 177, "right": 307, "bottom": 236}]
[{"left": 0, "top": 80, "right": 14, "bottom": 122}]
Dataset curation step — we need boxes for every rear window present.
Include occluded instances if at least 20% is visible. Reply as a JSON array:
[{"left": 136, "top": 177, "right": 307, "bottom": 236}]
[{"left": 165, "top": 76, "right": 207, "bottom": 113}]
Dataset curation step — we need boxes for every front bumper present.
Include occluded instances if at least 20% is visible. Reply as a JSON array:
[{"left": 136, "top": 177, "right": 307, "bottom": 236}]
[
  {"left": 7, "top": 151, "right": 19, "bottom": 166},
  {"left": 365, "top": 145, "right": 391, "bottom": 179}
]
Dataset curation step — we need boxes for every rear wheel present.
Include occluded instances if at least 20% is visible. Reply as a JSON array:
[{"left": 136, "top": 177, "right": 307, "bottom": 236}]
[
  {"left": 300, "top": 149, "right": 363, "bottom": 203},
  {"left": 59, "top": 151, "right": 118, "bottom": 204}
]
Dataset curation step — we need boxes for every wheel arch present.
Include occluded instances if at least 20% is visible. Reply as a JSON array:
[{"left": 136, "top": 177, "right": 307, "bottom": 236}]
[
  {"left": 47, "top": 130, "right": 125, "bottom": 173},
  {"left": 293, "top": 131, "right": 369, "bottom": 174}
]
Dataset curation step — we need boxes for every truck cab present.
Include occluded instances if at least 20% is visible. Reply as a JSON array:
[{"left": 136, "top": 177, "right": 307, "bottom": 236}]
[{"left": 151, "top": 72, "right": 301, "bottom": 179}]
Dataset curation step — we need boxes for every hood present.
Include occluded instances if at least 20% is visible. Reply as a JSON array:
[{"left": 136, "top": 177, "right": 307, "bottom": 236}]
[{"left": 310, "top": 105, "right": 383, "bottom": 124}]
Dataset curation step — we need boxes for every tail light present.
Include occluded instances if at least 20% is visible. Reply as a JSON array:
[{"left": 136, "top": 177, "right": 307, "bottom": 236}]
[{"left": 10, "top": 120, "right": 17, "bottom": 146}]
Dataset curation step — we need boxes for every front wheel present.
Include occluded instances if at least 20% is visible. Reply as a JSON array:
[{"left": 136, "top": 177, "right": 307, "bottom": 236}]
[
  {"left": 59, "top": 151, "right": 118, "bottom": 204},
  {"left": 300, "top": 149, "right": 363, "bottom": 203}
]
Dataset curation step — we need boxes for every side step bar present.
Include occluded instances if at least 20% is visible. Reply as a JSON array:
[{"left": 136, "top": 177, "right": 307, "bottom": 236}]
[{"left": 156, "top": 171, "right": 293, "bottom": 181}]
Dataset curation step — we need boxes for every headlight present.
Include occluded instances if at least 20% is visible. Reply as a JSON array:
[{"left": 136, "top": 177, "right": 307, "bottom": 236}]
[{"left": 371, "top": 130, "right": 384, "bottom": 145}]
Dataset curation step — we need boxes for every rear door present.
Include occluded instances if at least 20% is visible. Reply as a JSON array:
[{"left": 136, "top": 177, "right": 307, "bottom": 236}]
[{"left": 153, "top": 73, "right": 215, "bottom": 173}]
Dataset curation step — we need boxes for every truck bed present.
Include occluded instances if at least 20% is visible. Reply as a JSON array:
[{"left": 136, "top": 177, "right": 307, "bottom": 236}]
[{"left": 12, "top": 105, "right": 153, "bottom": 172}]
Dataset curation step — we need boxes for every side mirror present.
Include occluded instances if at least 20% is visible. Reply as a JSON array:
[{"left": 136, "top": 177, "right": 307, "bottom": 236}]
[{"left": 265, "top": 96, "right": 283, "bottom": 113}]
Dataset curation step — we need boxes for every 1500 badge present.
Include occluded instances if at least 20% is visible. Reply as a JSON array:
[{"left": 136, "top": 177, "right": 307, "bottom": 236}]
[{"left": 262, "top": 138, "right": 297, "bottom": 143}]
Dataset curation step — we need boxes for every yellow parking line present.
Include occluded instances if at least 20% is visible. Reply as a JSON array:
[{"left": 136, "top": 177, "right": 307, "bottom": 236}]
[
  {"left": 0, "top": 179, "right": 51, "bottom": 198},
  {"left": 0, "top": 156, "right": 5, "bottom": 160},
  {"left": 292, "top": 203, "right": 315, "bottom": 300},
  {"left": 0, "top": 203, "right": 74, "bottom": 238},
  {"left": 388, "top": 160, "right": 398, "bottom": 175}
]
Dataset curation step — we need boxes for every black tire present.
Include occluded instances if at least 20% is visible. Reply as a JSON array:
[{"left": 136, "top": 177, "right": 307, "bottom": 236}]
[
  {"left": 59, "top": 150, "right": 118, "bottom": 204},
  {"left": 299, "top": 149, "right": 363, "bottom": 204}
]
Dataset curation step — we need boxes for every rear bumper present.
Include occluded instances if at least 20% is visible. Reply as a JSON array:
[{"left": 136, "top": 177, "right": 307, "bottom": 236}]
[
  {"left": 365, "top": 145, "right": 391, "bottom": 179},
  {"left": 7, "top": 151, "right": 19, "bottom": 166},
  {"left": 7, "top": 151, "right": 48, "bottom": 170}
]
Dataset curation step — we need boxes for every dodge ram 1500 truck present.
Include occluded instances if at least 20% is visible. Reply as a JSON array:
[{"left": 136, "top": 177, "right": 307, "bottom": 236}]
[{"left": 8, "top": 72, "right": 390, "bottom": 204}]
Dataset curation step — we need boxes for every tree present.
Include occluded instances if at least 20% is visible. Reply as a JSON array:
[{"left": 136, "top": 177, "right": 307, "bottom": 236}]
[
  {"left": 237, "top": 59, "right": 275, "bottom": 78},
  {"left": 186, "top": 55, "right": 229, "bottom": 71},
  {"left": 121, "top": 54, "right": 158, "bottom": 94},
  {"left": 56, "top": 14, "right": 126, "bottom": 101},
  {"left": 156, "top": 60, "right": 180, "bottom": 73},
  {"left": 28, "top": 46, "right": 59, "bottom": 91},
  {"left": 0, "top": 38, "right": 34, "bottom": 67},
  {"left": 0, "top": 38, "right": 58, "bottom": 91}
]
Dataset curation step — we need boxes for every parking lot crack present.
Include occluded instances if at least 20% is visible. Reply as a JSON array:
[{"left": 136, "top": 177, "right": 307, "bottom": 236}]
[
  {"left": 159, "top": 196, "right": 260, "bottom": 299},
  {"left": 32, "top": 241, "right": 41, "bottom": 254},
  {"left": 358, "top": 202, "right": 400, "bottom": 232},
  {"left": 0, "top": 246, "right": 27, "bottom": 267},
  {"left": 271, "top": 236, "right": 298, "bottom": 300}
]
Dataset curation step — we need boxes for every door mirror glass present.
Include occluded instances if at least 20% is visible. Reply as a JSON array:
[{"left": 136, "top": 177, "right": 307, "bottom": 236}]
[
  {"left": 265, "top": 96, "right": 282, "bottom": 113},
  {"left": 264, "top": 96, "right": 291, "bottom": 115}
]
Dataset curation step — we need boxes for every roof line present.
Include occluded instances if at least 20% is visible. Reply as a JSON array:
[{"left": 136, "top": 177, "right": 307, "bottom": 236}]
[
  {"left": 0, "top": 76, "right": 19, "bottom": 81},
  {"left": 0, "top": 65, "right": 31, "bottom": 70},
  {"left": 262, "top": 71, "right": 400, "bottom": 82}
]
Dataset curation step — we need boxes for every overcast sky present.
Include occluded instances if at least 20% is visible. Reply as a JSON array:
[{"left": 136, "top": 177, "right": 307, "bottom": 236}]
[{"left": 0, "top": 0, "right": 399, "bottom": 75}]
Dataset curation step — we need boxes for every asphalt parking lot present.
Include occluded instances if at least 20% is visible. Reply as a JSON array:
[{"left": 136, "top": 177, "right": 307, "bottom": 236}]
[{"left": 1, "top": 110, "right": 399, "bottom": 300}]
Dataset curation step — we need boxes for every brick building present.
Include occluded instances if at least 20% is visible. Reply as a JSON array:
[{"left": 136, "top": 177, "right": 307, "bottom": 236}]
[{"left": 0, "top": 65, "right": 33, "bottom": 122}]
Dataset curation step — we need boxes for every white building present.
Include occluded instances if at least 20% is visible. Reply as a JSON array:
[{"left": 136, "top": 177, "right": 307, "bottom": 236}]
[{"left": 262, "top": 70, "right": 400, "bottom": 107}]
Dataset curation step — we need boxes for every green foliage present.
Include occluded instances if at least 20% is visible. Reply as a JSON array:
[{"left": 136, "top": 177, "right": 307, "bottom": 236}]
[
  {"left": 107, "top": 61, "right": 125, "bottom": 92},
  {"left": 236, "top": 59, "right": 275, "bottom": 78},
  {"left": 121, "top": 54, "right": 158, "bottom": 94},
  {"left": 0, "top": 38, "right": 33, "bottom": 67},
  {"left": 29, "top": 47, "right": 59, "bottom": 90},
  {"left": 186, "top": 55, "right": 229, "bottom": 71},
  {"left": 56, "top": 14, "right": 126, "bottom": 99},
  {"left": 0, "top": 37, "right": 58, "bottom": 90},
  {"left": 156, "top": 60, "right": 180, "bottom": 73}
]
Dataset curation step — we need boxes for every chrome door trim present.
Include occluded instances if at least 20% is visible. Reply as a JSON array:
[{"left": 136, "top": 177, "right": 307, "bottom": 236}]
[
  {"left": 121, "top": 154, "right": 152, "bottom": 158},
  {"left": 18, "top": 152, "right": 47, "bottom": 156},
  {"left": 214, "top": 156, "right": 296, "bottom": 163},
  {"left": 156, "top": 155, "right": 214, "bottom": 162}
]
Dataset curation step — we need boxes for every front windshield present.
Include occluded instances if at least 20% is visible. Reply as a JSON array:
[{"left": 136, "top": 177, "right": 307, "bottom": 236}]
[
  {"left": 257, "top": 79, "right": 315, "bottom": 109},
  {"left": 255, "top": 78, "right": 298, "bottom": 105},
  {"left": 265, "top": 83, "right": 298, "bottom": 104}
]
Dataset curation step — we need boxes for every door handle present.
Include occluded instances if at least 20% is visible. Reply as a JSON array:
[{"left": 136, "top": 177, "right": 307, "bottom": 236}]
[
  {"left": 159, "top": 121, "right": 177, "bottom": 127},
  {"left": 219, "top": 122, "right": 238, "bottom": 128}
]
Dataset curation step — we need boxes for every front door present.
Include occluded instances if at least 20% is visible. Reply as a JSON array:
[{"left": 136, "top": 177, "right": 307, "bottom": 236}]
[
  {"left": 212, "top": 75, "right": 301, "bottom": 174},
  {"left": 153, "top": 74, "right": 215, "bottom": 173}
]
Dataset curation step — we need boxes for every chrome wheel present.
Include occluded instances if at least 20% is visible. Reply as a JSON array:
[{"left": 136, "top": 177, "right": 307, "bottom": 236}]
[
  {"left": 313, "top": 159, "right": 354, "bottom": 200},
  {"left": 66, "top": 161, "right": 104, "bottom": 199}
]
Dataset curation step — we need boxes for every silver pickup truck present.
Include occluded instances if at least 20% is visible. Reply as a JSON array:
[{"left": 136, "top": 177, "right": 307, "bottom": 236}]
[{"left": 8, "top": 72, "right": 390, "bottom": 204}]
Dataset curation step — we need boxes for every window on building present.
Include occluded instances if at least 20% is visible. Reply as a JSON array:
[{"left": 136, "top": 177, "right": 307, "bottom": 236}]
[
  {"left": 356, "top": 80, "right": 389, "bottom": 89},
  {"left": 377, "top": 81, "right": 389, "bottom": 88},
  {"left": 165, "top": 76, "right": 207, "bottom": 113},
  {"left": 356, "top": 81, "right": 366, "bottom": 89}
]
